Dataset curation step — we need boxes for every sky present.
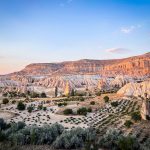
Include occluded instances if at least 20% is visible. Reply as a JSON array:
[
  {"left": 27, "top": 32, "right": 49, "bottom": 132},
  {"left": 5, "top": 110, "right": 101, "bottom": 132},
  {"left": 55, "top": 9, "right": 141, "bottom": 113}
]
[{"left": 0, "top": 0, "right": 150, "bottom": 74}]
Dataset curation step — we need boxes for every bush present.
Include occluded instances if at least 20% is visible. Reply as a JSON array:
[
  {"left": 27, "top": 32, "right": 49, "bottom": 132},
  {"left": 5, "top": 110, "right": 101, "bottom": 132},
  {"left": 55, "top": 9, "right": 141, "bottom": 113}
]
[
  {"left": 27, "top": 105, "right": 34, "bottom": 113},
  {"left": 0, "top": 118, "right": 7, "bottom": 130},
  {"left": 58, "top": 102, "right": 67, "bottom": 107},
  {"left": 96, "top": 91, "right": 101, "bottom": 96},
  {"left": 111, "top": 101, "right": 119, "bottom": 107},
  {"left": 79, "top": 97, "right": 85, "bottom": 102},
  {"left": 98, "top": 128, "right": 121, "bottom": 149},
  {"left": 63, "top": 109, "right": 73, "bottom": 115},
  {"left": 87, "top": 107, "right": 92, "bottom": 112},
  {"left": 2, "top": 98, "right": 9, "bottom": 104},
  {"left": 90, "top": 101, "right": 95, "bottom": 105},
  {"left": 103, "top": 96, "right": 109, "bottom": 103},
  {"left": 17, "top": 101, "right": 26, "bottom": 111},
  {"left": 131, "top": 112, "right": 141, "bottom": 122},
  {"left": 38, "top": 105, "right": 43, "bottom": 110},
  {"left": 43, "top": 107, "right": 47, "bottom": 111},
  {"left": 77, "top": 107, "right": 91, "bottom": 115},
  {"left": 12, "top": 100, "right": 16, "bottom": 104},
  {"left": 41, "top": 92, "right": 47, "bottom": 98},
  {"left": 118, "top": 135, "right": 140, "bottom": 150},
  {"left": 124, "top": 120, "right": 133, "bottom": 128}
]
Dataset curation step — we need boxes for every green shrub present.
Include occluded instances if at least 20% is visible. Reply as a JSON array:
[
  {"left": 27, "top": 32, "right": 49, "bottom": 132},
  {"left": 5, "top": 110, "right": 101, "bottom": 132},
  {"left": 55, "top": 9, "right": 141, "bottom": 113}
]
[
  {"left": 27, "top": 105, "right": 34, "bottom": 113},
  {"left": 124, "top": 120, "right": 133, "bottom": 128},
  {"left": 40, "top": 92, "right": 47, "bottom": 98},
  {"left": 17, "top": 101, "right": 26, "bottom": 111},
  {"left": 77, "top": 107, "right": 91, "bottom": 115},
  {"left": 111, "top": 101, "right": 118, "bottom": 107},
  {"left": 63, "top": 109, "right": 73, "bottom": 115},
  {"left": 131, "top": 112, "right": 141, "bottom": 122},
  {"left": 90, "top": 101, "right": 95, "bottom": 105},
  {"left": 2, "top": 98, "right": 9, "bottom": 104},
  {"left": 43, "top": 107, "right": 47, "bottom": 111},
  {"left": 96, "top": 91, "right": 101, "bottom": 96},
  {"left": 103, "top": 96, "right": 109, "bottom": 103}
]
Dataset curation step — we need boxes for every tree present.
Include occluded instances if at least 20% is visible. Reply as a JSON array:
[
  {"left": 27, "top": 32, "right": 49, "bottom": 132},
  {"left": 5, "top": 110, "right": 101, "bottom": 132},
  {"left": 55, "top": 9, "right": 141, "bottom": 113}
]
[
  {"left": 17, "top": 101, "right": 26, "bottom": 111},
  {"left": 27, "top": 105, "right": 34, "bottom": 113},
  {"left": 2, "top": 93, "right": 8, "bottom": 97},
  {"left": 87, "top": 107, "right": 92, "bottom": 112},
  {"left": 103, "top": 96, "right": 109, "bottom": 103},
  {"left": 131, "top": 112, "right": 141, "bottom": 122},
  {"left": 63, "top": 109, "right": 73, "bottom": 115},
  {"left": 41, "top": 92, "right": 47, "bottom": 98},
  {"left": 98, "top": 128, "right": 121, "bottom": 149},
  {"left": 111, "top": 101, "right": 119, "bottom": 107},
  {"left": 12, "top": 100, "right": 16, "bottom": 104},
  {"left": 2, "top": 98, "right": 9, "bottom": 104},
  {"left": 90, "top": 101, "right": 95, "bottom": 105},
  {"left": 124, "top": 120, "right": 133, "bottom": 128},
  {"left": 118, "top": 135, "right": 140, "bottom": 150},
  {"left": 96, "top": 91, "right": 101, "bottom": 96},
  {"left": 70, "top": 89, "right": 75, "bottom": 96},
  {"left": 55, "top": 86, "right": 58, "bottom": 97},
  {"left": 43, "top": 107, "right": 47, "bottom": 111},
  {"left": 77, "top": 107, "right": 90, "bottom": 116},
  {"left": 38, "top": 104, "right": 43, "bottom": 110},
  {"left": 79, "top": 96, "right": 85, "bottom": 101}
]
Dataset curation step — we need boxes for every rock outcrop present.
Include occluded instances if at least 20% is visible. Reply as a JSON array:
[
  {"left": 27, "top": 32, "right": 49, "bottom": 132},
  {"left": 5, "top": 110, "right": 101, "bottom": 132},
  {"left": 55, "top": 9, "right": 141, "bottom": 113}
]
[
  {"left": 0, "top": 52, "right": 149, "bottom": 94},
  {"left": 117, "top": 80, "right": 150, "bottom": 98},
  {"left": 8, "top": 52, "right": 150, "bottom": 77}
]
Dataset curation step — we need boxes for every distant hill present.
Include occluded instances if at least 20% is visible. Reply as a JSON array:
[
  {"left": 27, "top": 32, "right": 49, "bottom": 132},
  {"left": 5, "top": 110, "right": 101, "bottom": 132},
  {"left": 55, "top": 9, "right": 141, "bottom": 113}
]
[{"left": 9, "top": 52, "right": 150, "bottom": 77}]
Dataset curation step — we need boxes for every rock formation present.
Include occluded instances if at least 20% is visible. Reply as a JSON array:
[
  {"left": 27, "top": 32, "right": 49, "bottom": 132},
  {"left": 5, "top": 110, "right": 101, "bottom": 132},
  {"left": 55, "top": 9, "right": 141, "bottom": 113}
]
[
  {"left": 141, "top": 98, "right": 150, "bottom": 120},
  {"left": 117, "top": 80, "right": 150, "bottom": 98},
  {"left": 7, "top": 52, "right": 150, "bottom": 77},
  {"left": 64, "top": 81, "right": 71, "bottom": 96},
  {"left": 0, "top": 52, "right": 149, "bottom": 93}
]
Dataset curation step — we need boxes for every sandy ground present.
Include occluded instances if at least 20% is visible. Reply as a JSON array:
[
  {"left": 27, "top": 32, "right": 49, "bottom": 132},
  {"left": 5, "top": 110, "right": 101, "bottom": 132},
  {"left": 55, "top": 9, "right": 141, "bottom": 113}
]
[{"left": 0, "top": 111, "right": 16, "bottom": 120}]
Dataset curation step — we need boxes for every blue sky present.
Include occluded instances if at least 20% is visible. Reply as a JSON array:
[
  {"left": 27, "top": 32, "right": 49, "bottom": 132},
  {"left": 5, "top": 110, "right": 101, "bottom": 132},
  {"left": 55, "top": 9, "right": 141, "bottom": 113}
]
[{"left": 0, "top": 0, "right": 150, "bottom": 74}]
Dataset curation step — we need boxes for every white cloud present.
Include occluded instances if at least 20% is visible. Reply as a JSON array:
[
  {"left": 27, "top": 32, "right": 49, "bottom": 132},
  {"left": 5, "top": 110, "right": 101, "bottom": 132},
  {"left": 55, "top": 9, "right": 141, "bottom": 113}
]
[
  {"left": 121, "top": 26, "right": 135, "bottom": 34},
  {"left": 106, "top": 48, "right": 129, "bottom": 53},
  {"left": 120, "top": 25, "right": 141, "bottom": 34}
]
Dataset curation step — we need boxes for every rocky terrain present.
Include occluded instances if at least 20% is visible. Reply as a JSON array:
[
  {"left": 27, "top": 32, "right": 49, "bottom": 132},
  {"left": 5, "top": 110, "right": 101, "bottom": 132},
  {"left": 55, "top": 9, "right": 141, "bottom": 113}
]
[
  {"left": 7, "top": 52, "right": 150, "bottom": 77},
  {"left": 0, "top": 52, "right": 149, "bottom": 94},
  {"left": 117, "top": 79, "right": 150, "bottom": 98}
]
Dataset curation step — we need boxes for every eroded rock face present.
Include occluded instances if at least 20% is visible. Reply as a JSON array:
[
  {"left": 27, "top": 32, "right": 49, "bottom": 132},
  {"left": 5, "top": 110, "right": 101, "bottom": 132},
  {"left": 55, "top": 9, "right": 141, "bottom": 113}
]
[
  {"left": 8, "top": 52, "right": 150, "bottom": 77},
  {"left": 117, "top": 80, "right": 150, "bottom": 98},
  {"left": 0, "top": 53, "right": 149, "bottom": 93}
]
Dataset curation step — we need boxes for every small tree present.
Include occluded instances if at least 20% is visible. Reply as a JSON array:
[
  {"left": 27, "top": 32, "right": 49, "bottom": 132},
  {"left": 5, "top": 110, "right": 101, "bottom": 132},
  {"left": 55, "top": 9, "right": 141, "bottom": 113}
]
[
  {"left": 104, "top": 96, "right": 109, "bottom": 103},
  {"left": 63, "top": 109, "right": 73, "bottom": 115},
  {"left": 43, "top": 107, "right": 47, "bottom": 111},
  {"left": 27, "top": 105, "right": 34, "bottom": 113},
  {"left": 55, "top": 86, "right": 58, "bottom": 97},
  {"left": 96, "top": 91, "right": 101, "bottom": 96},
  {"left": 17, "top": 101, "right": 26, "bottom": 111},
  {"left": 2, "top": 98, "right": 9, "bottom": 104},
  {"left": 111, "top": 101, "right": 118, "bottom": 107},
  {"left": 41, "top": 92, "right": 47, "bottom": 98},
  {"left": 70, "top": 89, "right": 75, "bottom": 96},
  {"left": 12, "top": 100, "right": 16, "bottom": 104},
  {"left": 38, "top": 104, "right": 43, "bottom": 110},
  {"left": 124, "top": 120, "right": 133, "bottom": 128},
  {"left": 90, "top": 101, "right": 95, "bottom": 105},
  {"left": 131, "top": 112, "right": 141, "bottom": 122}
]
